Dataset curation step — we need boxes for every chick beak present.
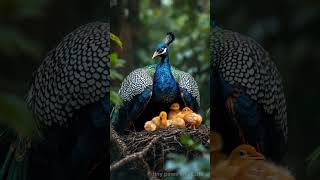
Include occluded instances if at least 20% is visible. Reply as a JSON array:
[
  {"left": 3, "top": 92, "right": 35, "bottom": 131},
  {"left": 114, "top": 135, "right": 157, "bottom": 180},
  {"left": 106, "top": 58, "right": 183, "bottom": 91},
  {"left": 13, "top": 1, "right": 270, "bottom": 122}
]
[
  {"left": 152, "top": 51, "right": 159, "bottom": 59},
  {"left": 250, "top": 152, "right": 265, "bottom": 160}
]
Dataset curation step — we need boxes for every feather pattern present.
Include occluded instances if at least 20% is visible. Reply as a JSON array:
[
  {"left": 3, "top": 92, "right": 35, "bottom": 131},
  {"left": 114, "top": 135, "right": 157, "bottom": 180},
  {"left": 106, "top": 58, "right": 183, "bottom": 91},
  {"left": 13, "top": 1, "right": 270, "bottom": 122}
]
[
  {"left": 26, "top": 22, "right": 110, "bottom": 127},
  {"left": 118, "top": 68, "right": 153, "bottom": 102},
  {"left": 211, "top": 27, "right": 287, "bottom": 161},
  {"left": 1, "top": 22, "right": 110, "bottom": 180}
]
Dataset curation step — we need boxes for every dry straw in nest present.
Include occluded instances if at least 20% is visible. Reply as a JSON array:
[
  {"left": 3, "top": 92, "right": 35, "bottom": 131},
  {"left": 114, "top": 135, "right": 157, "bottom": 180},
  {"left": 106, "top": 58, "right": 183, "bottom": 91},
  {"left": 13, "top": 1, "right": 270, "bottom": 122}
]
[{"left": 110, "top": 126, "right": 210, "bottom": 179}]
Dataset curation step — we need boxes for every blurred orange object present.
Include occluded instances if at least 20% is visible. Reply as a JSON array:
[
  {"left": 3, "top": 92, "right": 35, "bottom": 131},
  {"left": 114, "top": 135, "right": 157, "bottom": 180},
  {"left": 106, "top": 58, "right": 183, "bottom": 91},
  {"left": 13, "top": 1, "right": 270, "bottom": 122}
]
[{"left": 212, "top": 144, "right": 294, "bottom": 180}]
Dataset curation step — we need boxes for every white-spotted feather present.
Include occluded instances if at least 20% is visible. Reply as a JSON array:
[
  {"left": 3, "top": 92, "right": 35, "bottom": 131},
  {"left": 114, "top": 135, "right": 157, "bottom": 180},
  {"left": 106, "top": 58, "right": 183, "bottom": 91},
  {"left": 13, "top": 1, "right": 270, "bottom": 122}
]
[
  {"left": 211, "top": 28, "right": 288, "bottom": 142},
  {"left": 26, "top": 22, "right": 110, "bottom": 127},
  {"left": 118, "top": 68, "right": 153, "bottom": 102}
]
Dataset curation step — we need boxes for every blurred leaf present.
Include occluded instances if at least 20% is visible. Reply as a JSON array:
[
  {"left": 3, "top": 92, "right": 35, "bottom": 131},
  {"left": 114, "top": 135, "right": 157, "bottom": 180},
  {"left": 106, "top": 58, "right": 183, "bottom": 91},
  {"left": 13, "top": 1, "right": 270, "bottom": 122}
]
[
  {"left": 16, "top": 0, "right": 47, "bottom": 18},
  {"left": 165, "top": 153, "right": 210, "bottom": 180},
  {"left": 110, "top": 32, "right": 123, "bottom": 49},
  {"left": 165, "top": 153, "right": 187, "bottom": 170},
  {"left": 180, "top": 135, "right": 206, "bottom": 153},
  {"left": 306, "top": 146, "right": 320, "bottom": 177},
  {"left": 0, "top": 0, "right": 47, "bottom": 18},
  {"left": 109, "top": 33, "right": 126, "bottom": 105},
  {"left": 111, "top": 91, "right": 123, "bottom": 106},
  {"left": 161, "top": 0, "right": 173, "bottom": 6},
  {"left": 110, "top": 52, "right": 125, "bottom": 68},
  {"left": 0, "top": 93, "right": 37, "bottom": 138},
  {"left": 0, "top": 26, "right": 42, "bottom": 58},
  {"left": 110, "top": 69, "right": 124, "bottom": 81}
]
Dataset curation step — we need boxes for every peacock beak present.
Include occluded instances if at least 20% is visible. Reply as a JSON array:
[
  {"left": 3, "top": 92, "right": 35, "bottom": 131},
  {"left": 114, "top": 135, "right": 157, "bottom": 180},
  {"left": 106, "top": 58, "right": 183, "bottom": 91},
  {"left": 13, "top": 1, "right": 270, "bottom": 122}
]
[{"left": 152, "top": 51, "right": 159, "bottom": 59}]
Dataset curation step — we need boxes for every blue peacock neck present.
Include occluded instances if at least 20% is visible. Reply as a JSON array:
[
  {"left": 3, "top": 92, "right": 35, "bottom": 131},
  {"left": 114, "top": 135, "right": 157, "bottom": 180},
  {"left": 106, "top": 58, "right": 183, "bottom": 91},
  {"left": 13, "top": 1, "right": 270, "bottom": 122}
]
[
  {"left": 155, "top": 56, "right": 173, "bottom": 80},
  {"left": 157, "top": 56, "right": 170, "bottom": 68},
  {"left": 153, "top": 56, "right": 179, "bottom": 103}
]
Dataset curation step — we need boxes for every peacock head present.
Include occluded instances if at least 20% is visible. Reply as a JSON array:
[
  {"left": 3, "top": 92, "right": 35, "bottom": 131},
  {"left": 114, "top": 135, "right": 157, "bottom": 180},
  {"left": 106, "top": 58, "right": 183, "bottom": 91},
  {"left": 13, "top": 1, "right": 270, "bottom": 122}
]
[{"left": 152, "top": 32, "right": 175, "bottom": 59}]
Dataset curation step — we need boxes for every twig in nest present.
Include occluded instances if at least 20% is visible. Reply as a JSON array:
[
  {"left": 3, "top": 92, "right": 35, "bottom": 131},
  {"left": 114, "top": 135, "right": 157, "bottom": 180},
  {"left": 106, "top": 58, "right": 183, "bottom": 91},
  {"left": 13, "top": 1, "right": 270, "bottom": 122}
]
[
  {"left": 110, "top": 125, "right": 128, "bottom": 156},
  {"left": 110, "top": 127, "right": 210, "bottom": 178},
  {"left": 110, "top": 135, "right": 160, "bottom": 172}
]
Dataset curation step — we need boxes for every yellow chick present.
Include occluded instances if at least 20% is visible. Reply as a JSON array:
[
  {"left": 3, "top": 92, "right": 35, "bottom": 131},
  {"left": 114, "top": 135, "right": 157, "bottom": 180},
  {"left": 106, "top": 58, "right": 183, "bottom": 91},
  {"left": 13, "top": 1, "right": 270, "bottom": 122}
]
[
  {"left": 144, "top": 121, "right": 157, "bottom": 132},
  {"left": 168, "top": 103, "right": 181, "bottom": 119},
  {"left": 236, "top": 160, "right": 295, "bottom": 180},
  {"left": 152, "top": 111, "right": 168, "bottom": 129},
  {"left": 180, "top": 107, "right": 192, "bottom": 116},
  {"left": 172, "top": 107, "right": 190, "bottom": 119},
  {"left": 213, "top": 144, "right": 295, "bottom": 180},
  {"left": 194, "top": 114, "right": 202, "bottom": 128},
  {"left": 167, "top": 117, "right": 185, "bottom": 128},
  {"left": 145, "top": 111, "right": 169, "bottom": 131},
  {"left": 213, "top": 144, "right": 265, "bottom": 180},
  {"left": 181, "top": 107, "right": 202, "bottom": 129}
]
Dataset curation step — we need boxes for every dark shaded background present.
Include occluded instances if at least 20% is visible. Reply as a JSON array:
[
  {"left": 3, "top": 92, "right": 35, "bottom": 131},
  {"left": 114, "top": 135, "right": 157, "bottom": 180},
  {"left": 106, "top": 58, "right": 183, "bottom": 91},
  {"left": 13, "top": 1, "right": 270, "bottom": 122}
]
[
  {"left": 0, "top": 0, "right": 107, "bottom": 97},
  {"left": 213, "top": 0, "right": 320, "bottom": 179},
  {"left": 0, "top": 0, "right": 109, "bottom": 178}
]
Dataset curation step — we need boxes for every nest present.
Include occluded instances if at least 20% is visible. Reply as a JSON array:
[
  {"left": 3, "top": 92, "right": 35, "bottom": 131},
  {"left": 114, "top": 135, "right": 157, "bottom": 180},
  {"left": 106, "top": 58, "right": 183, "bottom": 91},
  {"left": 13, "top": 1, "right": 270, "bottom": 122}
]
[{"left": 110, "top": 126, "right": 210, "bottom": 179}]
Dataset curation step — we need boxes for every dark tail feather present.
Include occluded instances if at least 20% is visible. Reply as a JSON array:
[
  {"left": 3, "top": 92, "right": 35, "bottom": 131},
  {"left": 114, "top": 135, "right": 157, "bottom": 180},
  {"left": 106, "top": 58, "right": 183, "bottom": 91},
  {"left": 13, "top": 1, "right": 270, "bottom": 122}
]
[{"left": 0, "top": 135, "right": 31, "bottom": 180}]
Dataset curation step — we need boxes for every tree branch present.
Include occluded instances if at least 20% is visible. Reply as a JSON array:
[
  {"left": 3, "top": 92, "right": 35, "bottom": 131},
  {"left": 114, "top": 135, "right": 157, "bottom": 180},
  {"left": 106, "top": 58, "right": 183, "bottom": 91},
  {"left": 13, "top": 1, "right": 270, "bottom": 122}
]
[{"left": 110, "top": 135, "right": 160, "bottom": 172}]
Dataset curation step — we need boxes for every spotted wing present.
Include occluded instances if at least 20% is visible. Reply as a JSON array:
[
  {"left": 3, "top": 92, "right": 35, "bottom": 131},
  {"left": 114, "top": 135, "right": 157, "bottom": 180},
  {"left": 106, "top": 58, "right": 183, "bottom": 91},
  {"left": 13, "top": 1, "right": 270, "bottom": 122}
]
[
  {"left": 211, "top": 27, "right": 288, "bottom": 157},
  {"left": 26, "top": 22, "right": 110, "bottom": 127},
  {"left": 172, "top": 68, "right": 200, "bottom": 112}
]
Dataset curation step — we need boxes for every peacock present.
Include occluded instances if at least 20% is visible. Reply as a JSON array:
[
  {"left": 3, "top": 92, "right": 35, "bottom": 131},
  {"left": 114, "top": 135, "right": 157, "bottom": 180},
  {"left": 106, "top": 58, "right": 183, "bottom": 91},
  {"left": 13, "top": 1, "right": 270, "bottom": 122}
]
[
  {"left": 0, "top": 22, "right": 109, "bottom": 180},
  {"left": 210, "top": 26, "right": 288, "bottom": 162},
  {"left": 111, "top": 32, "right": 200, "bottom": 133}
]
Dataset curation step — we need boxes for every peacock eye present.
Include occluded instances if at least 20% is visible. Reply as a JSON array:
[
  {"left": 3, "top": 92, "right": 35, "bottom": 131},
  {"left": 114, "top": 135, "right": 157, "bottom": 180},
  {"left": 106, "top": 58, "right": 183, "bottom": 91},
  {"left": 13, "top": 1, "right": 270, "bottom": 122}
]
[
  {"left": 239, "top": 150, "right": 246, "bottom": 157},
  {"left": 158, "top": 48, "right": 165, "bottom": 53}
]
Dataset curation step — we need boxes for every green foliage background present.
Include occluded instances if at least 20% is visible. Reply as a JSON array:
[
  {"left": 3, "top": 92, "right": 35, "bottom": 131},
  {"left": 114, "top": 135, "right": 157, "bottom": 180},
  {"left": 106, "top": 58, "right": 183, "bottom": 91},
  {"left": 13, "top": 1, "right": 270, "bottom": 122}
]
[{"left": 111, "top": 0, "right": 210, "bottom": 123}]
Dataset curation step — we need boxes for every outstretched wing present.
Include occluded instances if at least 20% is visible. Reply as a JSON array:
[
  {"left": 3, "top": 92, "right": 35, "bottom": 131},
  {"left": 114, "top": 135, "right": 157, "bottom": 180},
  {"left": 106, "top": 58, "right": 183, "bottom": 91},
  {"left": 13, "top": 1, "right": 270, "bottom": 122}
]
[
  {"left": 112, "top": 68, "right": 153, "bottom": 133},
  {"left": 172, "top": 68, "right": 200, "bottom": 112}
]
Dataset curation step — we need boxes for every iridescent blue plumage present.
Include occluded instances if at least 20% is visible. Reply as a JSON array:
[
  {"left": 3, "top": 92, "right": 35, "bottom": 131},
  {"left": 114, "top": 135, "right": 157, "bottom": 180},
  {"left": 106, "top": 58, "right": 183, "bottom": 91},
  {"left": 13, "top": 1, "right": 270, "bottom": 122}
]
[
  {"left": 153, "top": 56, "right": 179, "bottom": 104},
  {"left": 112, "top": 32, "right": 200, "bottom": 133}
]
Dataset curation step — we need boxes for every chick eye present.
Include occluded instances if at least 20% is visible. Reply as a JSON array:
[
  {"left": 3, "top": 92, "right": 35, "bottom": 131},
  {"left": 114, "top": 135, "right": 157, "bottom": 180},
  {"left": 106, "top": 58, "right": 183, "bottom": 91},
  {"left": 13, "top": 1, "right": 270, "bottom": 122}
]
[{"left": 239, "top": 150, "right": 246, "bottom": 157}]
